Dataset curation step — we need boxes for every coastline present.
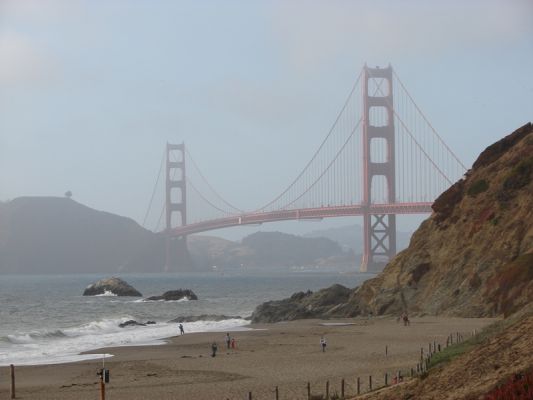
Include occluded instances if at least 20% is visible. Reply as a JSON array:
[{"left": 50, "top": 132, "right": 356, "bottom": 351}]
[{"left": 0, "top": 316, "right": 496, "bottom": 400}]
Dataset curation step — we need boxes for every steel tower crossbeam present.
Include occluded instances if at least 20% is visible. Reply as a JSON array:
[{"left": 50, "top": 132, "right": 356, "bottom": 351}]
[
  {"left": 361, "top": 64, "right": 396, "bottom": 272},
  {"left": 165, "top": 142, "right": 187, "bottom": 272}
]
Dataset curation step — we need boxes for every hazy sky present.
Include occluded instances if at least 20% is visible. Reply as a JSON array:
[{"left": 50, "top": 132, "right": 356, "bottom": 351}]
[{"left": 1, "top": 0, "right": 532, "bottom": 240}]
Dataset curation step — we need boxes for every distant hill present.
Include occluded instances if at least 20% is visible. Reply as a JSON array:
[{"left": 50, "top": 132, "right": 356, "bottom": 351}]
[
  {"left": 240, "top": 231, "right": 355, "bottom": 268},
  {"left": 253, "top": 122, "right": 533, "bottom": 322},
  {"left": 303, "top": 224, "right": 413, "bottom": 253},
  {"left": 0, "top": 197, "right": 356, "bottom": 274},
  {"left": 0, "top": 197, "right": 167, "bottom": 273}
]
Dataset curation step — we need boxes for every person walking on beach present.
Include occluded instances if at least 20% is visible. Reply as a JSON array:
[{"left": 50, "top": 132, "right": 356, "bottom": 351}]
[
  {"left": 231, "top": 337, "right": 236, "bottom": 350},
  {"left": 320, "top": 336, "right": 327, "bottom": 352},
  {"left": 211, "top": 341, "right": 218, "bottom": 357},
  {"left": 402, "top": 312, "right": 410, "bottom": 326},
  {"left": 225, "top": 333, "right": 231, "bottom": 349},
  {"left": 179, "top": 323, "right": 185, "bottom": 335}
]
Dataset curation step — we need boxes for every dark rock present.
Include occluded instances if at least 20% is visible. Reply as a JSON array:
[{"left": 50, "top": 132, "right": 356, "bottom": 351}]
[
  {"left": 169, "top": 314, "right": 242, "bottom": 323},
  {"left": 83, "top": 277, "right": 142, "bottom": 297},
  {"left": 119, "top": 320, "right": 145, "bottom": 328},
  {"left": 119, "top": 320, "right": 157, "bottom": 328},
  {"left": 146, "top": 289, "right": 198, "bottom": 301},
  {"left": 251, "top": 284, "right": 351, "bottom": 323}
]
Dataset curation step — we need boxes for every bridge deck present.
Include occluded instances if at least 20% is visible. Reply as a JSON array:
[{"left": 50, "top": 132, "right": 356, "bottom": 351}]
[{"left": 168, "top": 202, "right": 433, "bottom": 236}]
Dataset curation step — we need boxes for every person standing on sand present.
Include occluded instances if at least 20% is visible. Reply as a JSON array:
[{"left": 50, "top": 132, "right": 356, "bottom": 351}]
[
  {"left": 231, "top": 337, "right": 236, "bottom": 349},
  {"left": 211, "top": 341, "right": 218, "bottom": 357},
  {"left": 179, "top": 323, "right": 185, "bottom": 335},
  {"left": 225, "top": 333, "right": 231, "bottom": 349},
  {"left": 320, "top": 336, "right": 327, "bottom": 352}
]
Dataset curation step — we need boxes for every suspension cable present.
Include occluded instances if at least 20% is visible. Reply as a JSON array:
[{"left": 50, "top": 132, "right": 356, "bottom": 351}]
[
  {"left": 393, "top": 70, "right": 467, "bottom": 170},
  {"left": 188, "top": 179, "right": 239, "bottom": 216},
  {"left": 280, "top": 118, "right": 363, "bottom": 210},
  {"left": 374, "top": 83, "right": 455, "bottom": 185},
  {"left": 185, "top": 148, "right": 243, "bottom": 213},
  {"left": 142, "top": 149, "right": 165, "bottom": 228},
  {"left": 255, "top": 69, "right": 364, "bottom": 212}
]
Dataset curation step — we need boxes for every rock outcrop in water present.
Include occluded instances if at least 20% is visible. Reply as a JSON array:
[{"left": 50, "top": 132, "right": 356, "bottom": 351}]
[
  {"left": 118, "top": 320, "right": 156, "bottom": 328},
  {"left": 251, "top": 284, "right": 351, "bottom": 323},
  {"left": 146, "top": 289, "right": 198, "bottom": 301},
  {"left": 83, "top": 277, "right": 142, "bottom": 297},
  {"left": 252, "top": 123, "right": 533, "bottom": 322}
]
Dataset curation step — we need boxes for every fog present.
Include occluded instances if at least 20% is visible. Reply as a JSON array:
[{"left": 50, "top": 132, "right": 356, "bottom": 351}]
[{"left": 1, "top": 0, "right": 532, "bottom": 240}]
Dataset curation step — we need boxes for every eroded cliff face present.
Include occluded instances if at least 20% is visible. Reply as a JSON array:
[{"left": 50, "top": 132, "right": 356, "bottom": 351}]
[
  {"left": 344, "top": 123, "right": 533, "bottom": 318},
  {"left": 253, "top": 123, "right": 533, "bottom": 322}
]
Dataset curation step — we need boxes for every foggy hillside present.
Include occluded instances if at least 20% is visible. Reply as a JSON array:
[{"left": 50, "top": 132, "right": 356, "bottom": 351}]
[
  {"left": 0, "top": 197, "right": 355, "bottom": 274},
  {"left": 303, "top": 224, "right": 413, "bottom": 253}
]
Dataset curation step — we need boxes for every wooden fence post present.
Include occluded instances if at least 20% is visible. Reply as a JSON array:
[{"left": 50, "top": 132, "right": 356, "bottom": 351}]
[
  {"left": 275, "top": 386, "right": 279, "bottom": 400},
  {"left": 100, "top": 378, "right": 105, "bottom": 400},
  {"left": 341, "top": 378, "right": 345, "bottom": 398},
  {"left": 384, "top": 372, "right": 388, "bottom": 386},
  {"left": 307, "top": 382, "right": 311, "bottom": 400},
  {"left": 357, "top": 377, "right": 360, "bottom": 395},
  {"left": 248, "top": 391, "right": 252, "bottom": 400},
  {"left": 385, "top": 345, "right": 388, "bottom": 357},
  {"left": 10, "top": 364, "right": 16, "bottom": 400},
  {"left": 369, "top": 375, "right": 372, "bottom": 391},
  {"left": 326, "top": 380, "right": 329, "bottom": 399}
]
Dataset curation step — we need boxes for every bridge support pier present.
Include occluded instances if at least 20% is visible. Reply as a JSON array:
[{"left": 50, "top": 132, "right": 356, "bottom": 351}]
[
  {"left": 165, "top": 142, "right": 188, "bottom": 272},
  {"left": 360, "top": 64, "right": 397, "bottom": 272}
]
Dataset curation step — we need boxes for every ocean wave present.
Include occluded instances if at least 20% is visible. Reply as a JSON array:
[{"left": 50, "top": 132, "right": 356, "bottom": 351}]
[{"left": 0, "top": 317, "right": 251, "bottom": 366}]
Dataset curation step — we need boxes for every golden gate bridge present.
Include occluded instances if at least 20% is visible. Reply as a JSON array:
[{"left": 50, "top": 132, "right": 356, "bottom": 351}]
[{"left": 143, "top": 64, "right": 466, "bottom": 272}]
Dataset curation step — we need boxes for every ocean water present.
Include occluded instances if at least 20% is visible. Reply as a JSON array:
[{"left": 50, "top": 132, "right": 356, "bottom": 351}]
[{"left": 0, "top": 271, "right": 371, "bottom": 366}]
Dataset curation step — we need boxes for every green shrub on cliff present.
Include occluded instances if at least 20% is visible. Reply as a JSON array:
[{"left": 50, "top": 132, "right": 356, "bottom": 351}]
[
  {"left": 503, "top": 157, "right": 533, "bottom": 191},
  {"left": 467, "top": 179, "right": 489, "bottom": 197}
]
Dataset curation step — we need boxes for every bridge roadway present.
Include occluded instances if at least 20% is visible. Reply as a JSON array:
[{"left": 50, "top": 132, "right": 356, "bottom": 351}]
[{"left": 168, "top": 202, "right": 433, "bottom": 236}]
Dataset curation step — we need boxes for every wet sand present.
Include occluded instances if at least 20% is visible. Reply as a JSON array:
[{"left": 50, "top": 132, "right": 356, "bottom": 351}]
[{"left": 0, "top": 316, "right": 495, "bottom": 400}]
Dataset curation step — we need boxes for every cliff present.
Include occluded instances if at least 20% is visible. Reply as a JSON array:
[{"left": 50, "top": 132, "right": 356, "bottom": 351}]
[{"left": 253, "top": 122, "right": 533, "bottom": 322}]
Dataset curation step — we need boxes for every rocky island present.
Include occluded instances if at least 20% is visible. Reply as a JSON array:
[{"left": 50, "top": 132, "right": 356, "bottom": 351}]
[
  {"left": 83, "top": 277, "right": 142, "bottom": 297},
  {"left": 145, "top": 289, "right": 198, "bottom": 301}
]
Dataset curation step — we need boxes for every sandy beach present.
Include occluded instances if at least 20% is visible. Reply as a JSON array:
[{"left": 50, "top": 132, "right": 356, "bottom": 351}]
[{"left": 0, "top": 316, "right": 495, "bottom": 400}]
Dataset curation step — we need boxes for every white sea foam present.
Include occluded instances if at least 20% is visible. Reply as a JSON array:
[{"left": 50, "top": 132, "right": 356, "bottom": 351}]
[
  {"left": 135, "top": 297, "right": 190, "bottom": 303},
  {"left": 0, "top": 317, "right": 250, "bottom": 366},
  {"left": 95, "top": 290, "right": 117, "bottom": 297}
]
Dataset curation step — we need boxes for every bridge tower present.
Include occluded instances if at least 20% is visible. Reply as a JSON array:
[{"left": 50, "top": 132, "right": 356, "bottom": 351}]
[
  {"left": 361, "top": 64, "right": 396, "bottom": 272},
  {"left": 165, "top": 142, "right": 187, "bottom": 272}
]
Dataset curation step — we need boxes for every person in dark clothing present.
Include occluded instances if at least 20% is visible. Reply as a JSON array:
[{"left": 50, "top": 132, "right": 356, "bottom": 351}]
[
  {"left": 179, "top": 323, "right": 185, "bottom": 335},
  {"left": 320, "top": 336, "right": 327, "bottom": 352},
  {"left": 211, "top": 342, "right": 218, "bottom": 357}
]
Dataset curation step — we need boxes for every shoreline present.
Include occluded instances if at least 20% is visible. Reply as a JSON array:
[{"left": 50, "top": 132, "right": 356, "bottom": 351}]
[{"left": 0, "top": 316, "right": 496, "bottom": 400}]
